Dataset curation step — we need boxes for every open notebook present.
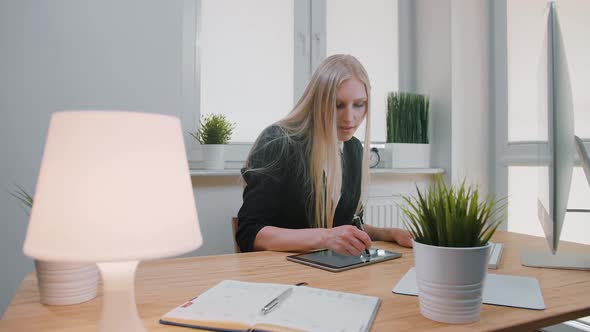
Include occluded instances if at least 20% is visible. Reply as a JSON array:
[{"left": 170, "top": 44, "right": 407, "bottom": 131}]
[{"left": 160, "top": 280, "right": 381, "bottom": 332}]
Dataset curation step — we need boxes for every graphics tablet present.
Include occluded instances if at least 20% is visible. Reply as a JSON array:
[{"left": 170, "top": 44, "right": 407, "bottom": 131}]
[{"left": 287, "top": 248, "right": 402, "bottom": 272}]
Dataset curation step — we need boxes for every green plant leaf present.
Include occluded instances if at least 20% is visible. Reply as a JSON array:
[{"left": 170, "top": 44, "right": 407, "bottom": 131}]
[
  {"left": 190, "top": 113, "right": 235, "bottom": 144},
  {"left": 387, "top": 92, "right": 430, "bottom": 144},
  {"left": 10, "top": 185, "right": 33, "bottom": 216},
  {"left": 400, "top": 176, "right": 507, "bottom": 247}
]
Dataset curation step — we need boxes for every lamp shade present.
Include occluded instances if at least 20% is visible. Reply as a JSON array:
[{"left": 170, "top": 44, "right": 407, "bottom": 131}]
[{"left": 24, "top": 111, "right": 202, "bottom": 262}]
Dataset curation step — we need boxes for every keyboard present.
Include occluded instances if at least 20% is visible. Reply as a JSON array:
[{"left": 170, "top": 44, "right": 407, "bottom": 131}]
[{"left": 488, "top": 242, "right": 504, "bottom": 269}]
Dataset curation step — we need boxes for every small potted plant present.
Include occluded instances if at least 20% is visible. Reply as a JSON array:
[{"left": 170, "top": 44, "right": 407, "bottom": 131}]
[
  {"left": 401, "top": 176, "right": 506, "bottom": 324},
  {"left": 11, "top": 186, "right": 99, "bottom": 306},
  {"left": 191, "top": 113, "right": 235, "bottom": 170},
  {"left": 386, "top": 92, "right": 430, "bottom": 168},
  {"left": 10, "top": 185, "right": 33, "bottom": 216}
]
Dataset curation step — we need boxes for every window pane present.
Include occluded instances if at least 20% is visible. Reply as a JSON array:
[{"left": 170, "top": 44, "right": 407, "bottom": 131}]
[
  {"left": 326, "top": 0, "right": 398, "bottom": 142},
  {"left": 201, "top": 0, "right": 294, "bottom": 142},
  {"left": 507, "top": 0, "right": 547, "bottom": 142},
  {"left": 508, "top": 166, "right": 590, "bottom": 245},
  {"left": 556, "top": 0, "right": 590, "bottom": 138},
  {"left": 507, "top": 0, "right": 590, "bottom": 141}
]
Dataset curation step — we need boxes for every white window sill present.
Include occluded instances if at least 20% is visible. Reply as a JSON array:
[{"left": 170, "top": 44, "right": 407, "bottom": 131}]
[
  {"left": 189, "top": 167, "right": 445, "bottom": 177},
  {"left": 370, "top": 168, "right": 445, "bottom": 175},
  {"left": 190, "top": 169, "right": 241, "bottom": 177}
]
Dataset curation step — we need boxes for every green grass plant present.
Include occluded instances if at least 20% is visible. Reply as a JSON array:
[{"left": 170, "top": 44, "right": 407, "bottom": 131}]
[
  {"left": 10, "top": 185, "right": 33, "bottom": 215},
  {"left": 386, "top": 92, "right": 429, "bottom": 144},
  {"left": 401, "top": 176, "right": 507, "bottom": 247},
  {"left": 190, "top": 114, "right": 235, "bottom": 144}
]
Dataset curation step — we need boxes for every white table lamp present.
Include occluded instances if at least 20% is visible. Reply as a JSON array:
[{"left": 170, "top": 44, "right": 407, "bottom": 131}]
[{"left": 23, "top": 111, "right": 202, "bottom": 332}]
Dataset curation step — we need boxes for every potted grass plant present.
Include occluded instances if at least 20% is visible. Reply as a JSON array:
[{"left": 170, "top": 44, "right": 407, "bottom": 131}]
[
  {"left": 191, "top": 113, "right": 235, "bottom": 170},
  {"left": 386, "top": 92, "right": 430, "bottom": 168},
  {"left": 11, "top": 185, "right": 33, "bottom": 216},
  {"left": 11, "top": 186, "right": 99, "bottom": 306},
  {"left": 401, "top": 176, "right": 506, "bottom": 324}
]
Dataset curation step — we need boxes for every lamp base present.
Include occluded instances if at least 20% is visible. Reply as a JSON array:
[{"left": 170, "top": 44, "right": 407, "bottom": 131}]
[
  {"left": 97, "top": 261, "right": 146, "bottom": 332},
  {"left": 521, "top": 250, "right": 590, "bottom": 270},
  {"left": 35, "top": 260, "right": 99, "bottom": 305}
]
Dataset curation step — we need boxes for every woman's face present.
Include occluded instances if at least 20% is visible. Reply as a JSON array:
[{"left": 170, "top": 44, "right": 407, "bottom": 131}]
[{"left": 335, "top": 78, "right": 367, "bottom": 142}]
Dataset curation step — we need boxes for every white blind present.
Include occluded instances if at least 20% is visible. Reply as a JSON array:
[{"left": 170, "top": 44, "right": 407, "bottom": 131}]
[
  {"left": 507, "top": 0, "right": 590, "bottom": 141},
  {"left": 326, "top": 0, "right": 398, "bottom": 142},
  {"left": 200, "top": 0, "right": 294, "bottom": 142}
]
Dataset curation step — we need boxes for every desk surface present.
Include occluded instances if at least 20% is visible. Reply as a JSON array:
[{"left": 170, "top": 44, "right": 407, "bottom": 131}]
[{"left": 1, "top": 231, "right": 589, "bottom": 332}]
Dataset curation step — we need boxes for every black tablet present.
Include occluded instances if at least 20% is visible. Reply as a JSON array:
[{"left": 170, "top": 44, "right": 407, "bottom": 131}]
[{"left": 286, "top": 248, "right": 402, "bottom": 272}]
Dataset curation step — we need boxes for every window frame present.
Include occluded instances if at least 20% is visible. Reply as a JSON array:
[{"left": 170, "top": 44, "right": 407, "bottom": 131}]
[
  {"left": 183, "top": 0, "right": 401, "bottom": 166},
  {"left": 183, "top": 0, "right": 317, "bottom": 165}
]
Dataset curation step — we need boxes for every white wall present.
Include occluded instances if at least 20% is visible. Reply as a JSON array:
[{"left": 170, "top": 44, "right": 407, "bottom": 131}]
[
  {"left": 415, "top": 0, "right": 453, "bottom": 180},
  {"left": 414, "top": 0, "right": 492, "bottom": 192},
  {"left": 0, "top": 0, "right": 209, "bottom": 316},
  {"left": 450, "top": 0, "right": 491, "bottom": 193},
  {"left": 189, "top": 176, "right": 244, "bottom": 256}
]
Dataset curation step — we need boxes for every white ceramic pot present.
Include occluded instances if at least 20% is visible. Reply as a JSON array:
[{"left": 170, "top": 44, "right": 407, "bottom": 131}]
[
  {"left": 385, "top": 143, "right": 430, "bottom": 168},
  {"left": 35, "top": 260, "right": 99, "bottom": 305},
  {"left": 413, "top": 240, "right": 491, "bottom": 324},
  {"left": 202, "top": 144, "right": 225, "bottom": 170}
]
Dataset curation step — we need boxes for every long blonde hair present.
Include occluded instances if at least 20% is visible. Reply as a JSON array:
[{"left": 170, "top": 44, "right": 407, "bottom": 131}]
[{"left": 246, "top": 54, "right": 371, "bottom": 228}]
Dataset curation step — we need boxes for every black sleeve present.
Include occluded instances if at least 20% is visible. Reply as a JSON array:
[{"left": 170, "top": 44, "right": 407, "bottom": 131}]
[
  {"left": 351, "top": 137, "right": 364, "bottom": 217},
  {"left": 236, "top": 127, "right": 289, "bottom": 252}
]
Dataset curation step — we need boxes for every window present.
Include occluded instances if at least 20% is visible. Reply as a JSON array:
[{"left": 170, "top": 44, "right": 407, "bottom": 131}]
[
  {"left": 200, "top": 0, "right": 294, "bottom": 143},
  {"left": 191, "top": 0, "right": 400, "bottom": 151},
  {"left": 507, "top": 0, "right": 590, "bottom": 142},
  {"left": 497, "top": 0, "right": 590, "bottom": 244},
  {"left": 507, "top": 167, "right": 590, "bottom": 245},
  {"left": 326, "top": 0, "right": 398, "bottom": 142}
]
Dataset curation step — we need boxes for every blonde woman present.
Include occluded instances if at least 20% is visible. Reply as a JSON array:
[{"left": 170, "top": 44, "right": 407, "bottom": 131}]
[{"left": 236, "top": 54, "right": 412, "bottom": 255}]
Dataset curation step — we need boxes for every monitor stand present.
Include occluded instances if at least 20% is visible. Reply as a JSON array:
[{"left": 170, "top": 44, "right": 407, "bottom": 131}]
[
  {"left": 521, "top": 250, "right": 590, "bottom": 270},
  {"left": 522, "top": 206, "right": 590, "bottom": 270}
]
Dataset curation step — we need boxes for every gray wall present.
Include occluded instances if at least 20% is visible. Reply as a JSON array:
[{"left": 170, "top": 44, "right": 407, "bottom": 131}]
[
  {"left": 0, "top": 0, "right": 189, "bottom": 316},
  {"left": 411, "top": 0, "right": 492, "bottom": 191},
  {"left": 450, "top": 0, "right": 491, "bottom": 193},
  {"left": 415, "top": 0, "right": 453, "bottom": 181}
]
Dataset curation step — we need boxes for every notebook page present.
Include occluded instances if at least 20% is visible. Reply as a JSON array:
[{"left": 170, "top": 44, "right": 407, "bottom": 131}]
[
  {"left": 256, "top": 286, "right": 380, "bottom": 332},
  {"left": 163, "top": 280, "right": 292, "bottom": 325}
]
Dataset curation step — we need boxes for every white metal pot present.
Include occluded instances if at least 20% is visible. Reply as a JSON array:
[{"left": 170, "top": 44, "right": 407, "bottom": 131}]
[
  {"left": 35, "top": 260, "right": 99, "bottom": 305},
  {"left": 202, "top": 144, "right": 225, "bottom": 170},
  {"left": 413, "top": 240, "right": 491, "bottom": 324},
  {"left": 385, "top": 143, "right": 430, "bottom": 168}
]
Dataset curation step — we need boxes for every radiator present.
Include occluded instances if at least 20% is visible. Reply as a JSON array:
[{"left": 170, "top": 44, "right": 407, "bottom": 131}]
[{"left": 364, "top": 196, "right": 405, "bottom": 229}]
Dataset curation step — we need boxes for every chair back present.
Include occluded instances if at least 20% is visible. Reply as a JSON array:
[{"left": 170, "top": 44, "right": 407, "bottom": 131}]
[{"left": 232, "top": 217, "right": 240, "bottom": 253}]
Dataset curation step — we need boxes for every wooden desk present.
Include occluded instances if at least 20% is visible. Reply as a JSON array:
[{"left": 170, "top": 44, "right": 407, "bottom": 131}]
[{"left": 1, "top": 231, "right": 589, "bottom": 331}]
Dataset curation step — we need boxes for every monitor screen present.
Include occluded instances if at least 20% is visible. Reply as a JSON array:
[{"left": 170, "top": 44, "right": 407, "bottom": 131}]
[
  {"left": 536, "top": 0, "right": 574, "bottom": 255},
  {"left": 574, "top": 136, "right": 590, "bottom": 188},
  {"left": 522, "top": 2, "right": 590, "bottom": 270}
]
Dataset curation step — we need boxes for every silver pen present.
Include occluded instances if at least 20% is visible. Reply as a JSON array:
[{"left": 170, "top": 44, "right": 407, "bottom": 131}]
[
  {"left": 260, "top": 282, "right": 307, "bottom": 315},
  {"left": 353, "top": 215, "right": 371, "bottom": 260}
]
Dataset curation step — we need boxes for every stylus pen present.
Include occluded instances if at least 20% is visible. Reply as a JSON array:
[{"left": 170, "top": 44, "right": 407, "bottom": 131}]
[{"left": 353, "top": 215, "right": 371, "bottom": 259}]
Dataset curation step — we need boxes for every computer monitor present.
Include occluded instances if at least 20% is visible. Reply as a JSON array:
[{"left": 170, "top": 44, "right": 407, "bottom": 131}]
[
  {"left": 571, "top": 135, "right": 590, "bottom": 215},
  {"left": 520, "top": 1, "right": 590, "bottom": 270},
  {"left": 575, "top": 136, "right": 590, "bottom": 189}
]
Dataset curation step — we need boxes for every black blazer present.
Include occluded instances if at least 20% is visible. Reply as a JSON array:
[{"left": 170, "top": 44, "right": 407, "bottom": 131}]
[{"left": 236, "top": 126, "right": 363, "bottom": 252}]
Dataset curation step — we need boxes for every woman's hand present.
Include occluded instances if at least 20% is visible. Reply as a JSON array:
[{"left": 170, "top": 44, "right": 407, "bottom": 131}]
[
  {"left": 322, "top": 225, "right": 372, "bottom": 256},
  {"left": 390, "top": 228, "right": 413, "bottom": 248},
  {"left": 363, "top": 225, "right": 413, "bottom": 248}
]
